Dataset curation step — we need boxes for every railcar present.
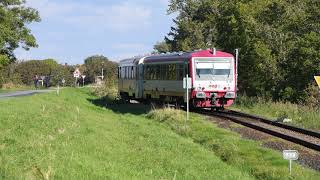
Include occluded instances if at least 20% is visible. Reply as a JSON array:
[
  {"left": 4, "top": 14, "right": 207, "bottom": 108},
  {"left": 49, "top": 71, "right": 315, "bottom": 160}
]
[{"left": 118, "top": 49, "right": 238, "bottom": 109}]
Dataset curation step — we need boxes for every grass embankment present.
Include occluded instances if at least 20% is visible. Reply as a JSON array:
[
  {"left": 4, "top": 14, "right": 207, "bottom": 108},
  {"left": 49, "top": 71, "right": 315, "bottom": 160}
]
[
  {"left": 0, "top": 88, "right": 252, "bottom": 179},
  {"left": 231, "top": 96, "right": 320, "bottom": 130},
  {"left": 1, "top": 89, "right": 319, "bottom": 179},
  {"left": 147, "top": 108, "right": 319, "bottom": 179}
]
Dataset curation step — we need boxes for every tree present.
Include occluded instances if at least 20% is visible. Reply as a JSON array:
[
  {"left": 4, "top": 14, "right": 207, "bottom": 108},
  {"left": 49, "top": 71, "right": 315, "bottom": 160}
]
[
  {"left": 1, "top": 59, "right": 76, "bottom": 87},
  {"left": 153, "top": 41, "right": 171, "bottom": 53},
  {"left": 162, "top": 0, "right": 320, "bottom": 103},
  {"left": 83, "top": 55, "right": 118, "bottom": 85},
  {"left": 0, "top": 0, "right": 40, "bottom": 68}
]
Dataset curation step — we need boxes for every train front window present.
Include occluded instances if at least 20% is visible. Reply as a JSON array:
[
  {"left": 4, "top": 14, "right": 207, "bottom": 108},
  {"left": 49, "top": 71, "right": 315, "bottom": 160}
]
[
  {"left": 196, "top": 69, "right": 214, "bottom": 77},
  {"left": 195, "top": 60, "right": 233, "bottom": 80}
]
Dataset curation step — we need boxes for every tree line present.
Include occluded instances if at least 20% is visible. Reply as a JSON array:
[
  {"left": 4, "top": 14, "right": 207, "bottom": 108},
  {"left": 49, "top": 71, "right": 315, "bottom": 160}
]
[
  {"left": 0, "top": 56, "right": 118, "bottom": 88},
  {"left": 155, "top": 0, "right": 320, "bottom": 104},
  {"left": 0, "top": 1, "right": 118, "bottom": 88}
]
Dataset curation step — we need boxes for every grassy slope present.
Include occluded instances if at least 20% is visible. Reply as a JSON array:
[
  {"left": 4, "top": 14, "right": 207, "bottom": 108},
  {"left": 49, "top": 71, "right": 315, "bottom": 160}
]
[
  {"left": 0, "top": 88, "right": 251, "bottom": 179},
  {"left": 147, "top": 108, "right": 320, "bottom": 180},
  {"left": 230, "top": 96, "right": 320, "bottom": 130}
]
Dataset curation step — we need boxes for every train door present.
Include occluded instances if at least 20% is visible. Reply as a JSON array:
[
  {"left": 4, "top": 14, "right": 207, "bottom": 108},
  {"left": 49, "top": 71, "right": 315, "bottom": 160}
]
[{"left": 136, "top": 64, "right": 144, "bottom": 99}]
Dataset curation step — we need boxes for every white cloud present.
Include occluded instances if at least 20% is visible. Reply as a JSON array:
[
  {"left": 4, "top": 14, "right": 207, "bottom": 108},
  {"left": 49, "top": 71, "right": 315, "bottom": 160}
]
[{"left": 26, "top": 0, "right": 152, "bottom": 31}]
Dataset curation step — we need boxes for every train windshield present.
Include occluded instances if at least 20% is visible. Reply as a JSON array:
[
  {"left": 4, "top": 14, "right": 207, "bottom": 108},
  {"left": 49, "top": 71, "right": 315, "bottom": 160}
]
[{"left": 195, "top": 59, "right": 233, "bottom": 80}]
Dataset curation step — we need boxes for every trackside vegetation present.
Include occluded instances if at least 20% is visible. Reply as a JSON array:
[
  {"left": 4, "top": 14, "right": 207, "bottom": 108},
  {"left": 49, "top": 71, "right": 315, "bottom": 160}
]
[
  {"left": 146, "top": 108, "right": 320, "bottom": 179},
  {"left": 1, "top": 88, "right": 319, "bottom": 179},
  {"left": 232, "top": 96, "right": 320, "bottom": 130},
  {"left": 0, "top": 88, "right": 252, "bottom": 179}
]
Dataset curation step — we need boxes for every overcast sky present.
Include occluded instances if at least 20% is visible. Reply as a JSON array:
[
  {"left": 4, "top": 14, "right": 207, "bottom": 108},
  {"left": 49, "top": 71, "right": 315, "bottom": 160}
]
[{"left": 15, "top": 0, "right": 174, "bottom": 64}]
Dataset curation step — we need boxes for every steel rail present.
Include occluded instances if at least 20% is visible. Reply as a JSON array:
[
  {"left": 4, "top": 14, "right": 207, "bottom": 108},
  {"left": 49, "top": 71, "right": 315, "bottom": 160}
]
[
  {"left": 223, "top": 110, "right": 320, "bottom": 139},
  {"left": 199, "top": 110, "right": 320, "bottom": 152}
]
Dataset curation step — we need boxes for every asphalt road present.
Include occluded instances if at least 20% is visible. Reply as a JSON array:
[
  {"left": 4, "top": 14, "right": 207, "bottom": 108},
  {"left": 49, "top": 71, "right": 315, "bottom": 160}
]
[{"left": 0, "top": 90, "right": 54, "bottom": 99}]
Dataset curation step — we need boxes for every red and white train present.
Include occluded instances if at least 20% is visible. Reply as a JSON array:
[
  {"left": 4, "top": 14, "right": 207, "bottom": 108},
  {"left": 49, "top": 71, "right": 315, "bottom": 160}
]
[{"left": 118, "top": 49, "right": 238, "bottom": 109}]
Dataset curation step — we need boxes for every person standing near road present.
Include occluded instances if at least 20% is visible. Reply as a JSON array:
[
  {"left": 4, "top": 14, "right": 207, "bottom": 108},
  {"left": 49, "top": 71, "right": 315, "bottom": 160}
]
[
  {"left": 34, "top": 75, "right": 39, "bottom": 89},
  {"left": 45, "top": 75, "right": 50, "bottom": 88}
]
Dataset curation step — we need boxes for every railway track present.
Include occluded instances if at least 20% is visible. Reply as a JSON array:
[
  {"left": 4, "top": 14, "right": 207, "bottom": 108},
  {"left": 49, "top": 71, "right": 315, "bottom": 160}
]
[{"left": 199, "top": 109, "right": 320, "bottom": 152}]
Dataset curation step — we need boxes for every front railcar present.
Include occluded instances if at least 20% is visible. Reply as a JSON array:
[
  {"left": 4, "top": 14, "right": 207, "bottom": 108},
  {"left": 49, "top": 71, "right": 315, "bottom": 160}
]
[{"left": 188, "top": 50, "right": 237, "bottom": 108}]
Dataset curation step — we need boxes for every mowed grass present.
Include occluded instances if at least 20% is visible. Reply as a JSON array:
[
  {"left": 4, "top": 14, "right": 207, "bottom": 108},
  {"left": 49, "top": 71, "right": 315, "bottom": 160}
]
[
  {"left": 0, "top": 89, "right": 12, "bottom": 93},
  {"left": 0, "top": 88, "right": 252, "bottom": 179},
  {"left": 231, "top": 96, "right": 320, "bottom": 131}
]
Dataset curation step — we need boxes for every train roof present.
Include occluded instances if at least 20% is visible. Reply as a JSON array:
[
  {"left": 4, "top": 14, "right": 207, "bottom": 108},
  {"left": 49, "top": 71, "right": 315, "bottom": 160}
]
[
  {"left": 119, "top": 56, "right": 147, "bottom": 66},
  {"left": 144, "top": 49, "right": 234, "bottom": 63},
  {"left": 119, "top": 49, "right": 234, "bottom": 66}
]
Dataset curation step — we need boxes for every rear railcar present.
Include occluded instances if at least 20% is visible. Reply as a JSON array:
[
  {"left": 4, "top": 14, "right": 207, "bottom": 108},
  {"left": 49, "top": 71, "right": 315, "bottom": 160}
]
[{"left": 118, "top": 57, "right": 143, "bottom": 101}]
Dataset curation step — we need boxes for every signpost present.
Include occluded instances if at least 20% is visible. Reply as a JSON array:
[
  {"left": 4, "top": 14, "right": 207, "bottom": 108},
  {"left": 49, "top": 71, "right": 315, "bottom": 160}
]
[
  {"left": 73, "top": 68, "right": 81, "bottom": 87},
  {"left": 183, "top": 75, "right": 192, "bottom": 123},
  {"left": 81, "top": 75, "right": 86, "bottom": 87},
  {"left": 314, "top": 76, "right": 320, "bottom": 89},
  {"left": 283, "top": 150, "right": 299, "bottom": 175},
  {"left": 61, "top": 78, "right": 65, "bottom": 87}
]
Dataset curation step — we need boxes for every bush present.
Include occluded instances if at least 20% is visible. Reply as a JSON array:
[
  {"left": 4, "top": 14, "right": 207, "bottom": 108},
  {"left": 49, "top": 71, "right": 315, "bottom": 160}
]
[
  {"left": 1, "top": 82, "right": 28, "bottom": 90},
  {"left": 91, "top": 83, "right": 118, "bottom": 102},
  {"left": 304, "top": 83, "right": 320, "bottom": 110},
  {"left": 146, "top": 107, "right": 190, "bottom": 135}
]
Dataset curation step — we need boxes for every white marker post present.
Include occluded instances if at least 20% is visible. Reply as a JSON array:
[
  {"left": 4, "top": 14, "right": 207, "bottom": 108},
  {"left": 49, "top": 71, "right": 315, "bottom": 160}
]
[
  {"left": 57, "top": 84, "right": 60, "bottom": 95},
  {"left": 283, "top": 150, "right": 299, "bottom": 175},
  {"left": 183, "top": 75, "right": 192, "bottom": 123},
  {"left": 82, "top": 75, "right": 86, "bottom": 87}
]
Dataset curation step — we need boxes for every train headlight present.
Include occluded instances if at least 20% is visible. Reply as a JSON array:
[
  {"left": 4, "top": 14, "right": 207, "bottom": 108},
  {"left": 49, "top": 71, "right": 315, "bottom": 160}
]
[
  {"left": 196, "top": 92, "right": 206, "bottom": 99},
  {"left": 225, "top": 92, "right": 236, "bottom": 98}
]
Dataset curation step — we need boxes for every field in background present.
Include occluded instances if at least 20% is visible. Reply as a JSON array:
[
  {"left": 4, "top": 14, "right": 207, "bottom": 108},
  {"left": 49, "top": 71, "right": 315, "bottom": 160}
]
[
  {"left": 231, "top": 96, "right": 320, "bottom": 130},
  {"left": 0, "top": 88, "right": 319, "bottom": 179}
]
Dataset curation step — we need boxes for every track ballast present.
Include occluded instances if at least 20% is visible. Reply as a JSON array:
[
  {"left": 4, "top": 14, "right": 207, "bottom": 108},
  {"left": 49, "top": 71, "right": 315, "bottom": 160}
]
[{"left": 199, "top": 109, "right": 320, "bottom": 152}]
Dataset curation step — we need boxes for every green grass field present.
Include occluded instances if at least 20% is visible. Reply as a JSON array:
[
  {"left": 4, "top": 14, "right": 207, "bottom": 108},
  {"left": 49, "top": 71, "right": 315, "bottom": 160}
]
[
  {"left": 0, "top": 88, "right": 319, "bottom": 179},
  {"left": 0, "top": 89, "right": 11, "bottom": 93}
]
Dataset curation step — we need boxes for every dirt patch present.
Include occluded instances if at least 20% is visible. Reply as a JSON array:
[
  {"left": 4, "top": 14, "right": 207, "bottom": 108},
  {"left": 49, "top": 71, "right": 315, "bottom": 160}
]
[{"left": 208, "top": 116, "right": 320, "bottom": 171}]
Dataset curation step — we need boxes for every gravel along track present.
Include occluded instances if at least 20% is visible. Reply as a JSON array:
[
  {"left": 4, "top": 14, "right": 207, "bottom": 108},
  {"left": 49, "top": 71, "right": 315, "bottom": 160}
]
[{"left": 208, "top": 111, "right": 320, "bottom": 152}]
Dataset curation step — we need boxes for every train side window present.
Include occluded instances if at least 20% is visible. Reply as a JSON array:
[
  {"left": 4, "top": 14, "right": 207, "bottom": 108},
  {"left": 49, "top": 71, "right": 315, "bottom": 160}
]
[
  {"left": 168, "top": 64, "right": 177, "bottom": 80},
  {"left": 121, "top": 67, "right": 124, "bottom": 79},
  {"left": 131, "top": 66, "right": 134, "bottom": 79},
  {"left": 144, "top": 66, "right": 149, "bottom": 80},
  {"left": 160, "top": 65, "right": 165, "bottom": 80},
  {"left": 177, "top": 64, "right": 184, "bottom": 80},
  {"left": 155, "top": 65, "right": 160, "bottom": 80},
  {"left": 136, "top": 66, "right": 139, "bottom": 79},
  {"left": 150, "top": 65, "right": 155, "bottom": 80},
  {"left": 127, "top": 66, "right": 130, "bottom": 79},
  {"left": 132, "top": 67, "right": 134, "bottom": 79},
  {"left": 126, "top": 67, "right": 129, "bottom": 79}
]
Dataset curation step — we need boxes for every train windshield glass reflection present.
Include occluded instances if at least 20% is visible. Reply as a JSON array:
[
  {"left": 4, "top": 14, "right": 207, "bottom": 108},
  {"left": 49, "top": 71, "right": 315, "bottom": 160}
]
[{"left": 195, "top": 59, "right": 233, "bottom": 80}]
